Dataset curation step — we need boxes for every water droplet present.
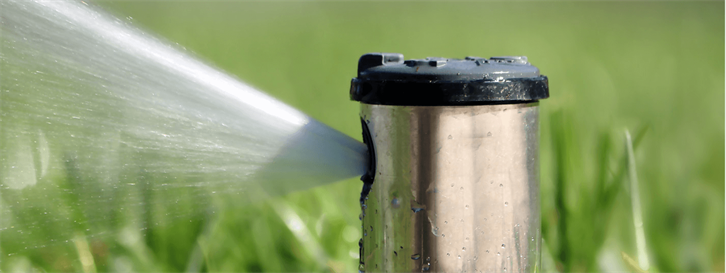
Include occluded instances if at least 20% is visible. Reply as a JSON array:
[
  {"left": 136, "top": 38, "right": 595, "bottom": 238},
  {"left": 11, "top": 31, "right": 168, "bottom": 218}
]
[
  {"left": 391, "top": 198, "right": 400, "bottom": 208},
  {"left": 465, "top": 205, "right": 469, "bottom": 209},
  {"left": 448, "top": 135, "right": 453, "bottom": 139},
  {"left": 411, "top": 254, "right": 421, "bottom": 260},
  {"left": 501, "top": 244, "right": 505, "bottom": 248},
  {"left": 447, "top": 253, "right": 450, "bottom": 256},
  {"left": 462, "top": 247, "right": 466, "bottom": 251},
  {"left": 486, "top": 250, "right": 489, "bottom": 253},
  {"left": 497, "top": 252, "right": 500, "bottom": 256},
  {"left": 442, "top": 234, "right": 445, "bottom": 237},
  {"left": 460, "top": 186, "right": 463, "bottom": 190},
  {"left": 423, "top": 265, "right": 430, "bottom": 271},
  {"left": 504, "top": 202, "right": 508, "bottom": 206},
  {"left": 451, "top": 183, "right": 454, "bottom": 187},
  {"left": 458, "top": 255, "right": 461, "bottom": 259},
  {"left": 499, "top": 183, "right": 503, "bottom": 187},
  {"left": 444, "top": 221, "right": 448, "bottom": 224},
  {"left": 487, "top": 132, "right": 492, "bottom": 137}
]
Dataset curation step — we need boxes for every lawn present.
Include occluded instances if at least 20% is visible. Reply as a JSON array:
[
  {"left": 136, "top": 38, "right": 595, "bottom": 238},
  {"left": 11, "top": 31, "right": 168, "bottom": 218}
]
[{"left": 1, "top": 1, "right": 723, "bottom": 272}]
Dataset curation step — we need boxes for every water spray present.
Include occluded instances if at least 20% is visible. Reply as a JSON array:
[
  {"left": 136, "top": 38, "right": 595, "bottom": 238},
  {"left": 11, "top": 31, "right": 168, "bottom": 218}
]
[
  {"left": 0, "top": 0, "right": 366, "bottom": 253},
  {"left": 351, "top": 53, "right": 549, "bottom": 272}
]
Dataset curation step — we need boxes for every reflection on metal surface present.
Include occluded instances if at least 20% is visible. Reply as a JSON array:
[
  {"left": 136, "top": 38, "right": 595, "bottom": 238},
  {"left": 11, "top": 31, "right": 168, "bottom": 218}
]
[{"left": 360, "top": 103, "right": 541, "bottom": 272}]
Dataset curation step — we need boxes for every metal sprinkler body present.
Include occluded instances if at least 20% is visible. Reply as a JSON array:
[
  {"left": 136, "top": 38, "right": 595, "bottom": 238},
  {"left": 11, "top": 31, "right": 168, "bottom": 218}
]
[{"left": 351, "top": 53, "right": 549, "bottom": 272}]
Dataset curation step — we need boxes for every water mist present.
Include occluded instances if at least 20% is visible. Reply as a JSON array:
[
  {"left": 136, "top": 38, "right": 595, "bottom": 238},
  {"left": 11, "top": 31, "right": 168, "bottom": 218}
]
[{"left": 0, "top": 0, "right": 366, "bottom": 257}]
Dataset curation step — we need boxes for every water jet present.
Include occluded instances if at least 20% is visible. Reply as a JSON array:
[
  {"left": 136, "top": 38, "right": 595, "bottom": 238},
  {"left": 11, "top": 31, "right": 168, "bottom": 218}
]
[{"left": 0, "top": 0, "right": 366, "bottom": 255}]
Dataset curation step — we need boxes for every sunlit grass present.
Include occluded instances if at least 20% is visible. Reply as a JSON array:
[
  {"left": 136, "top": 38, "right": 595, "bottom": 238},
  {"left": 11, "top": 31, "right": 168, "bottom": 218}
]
[{"left": 1, "top": 1, "right": 723, "bottom": 272}]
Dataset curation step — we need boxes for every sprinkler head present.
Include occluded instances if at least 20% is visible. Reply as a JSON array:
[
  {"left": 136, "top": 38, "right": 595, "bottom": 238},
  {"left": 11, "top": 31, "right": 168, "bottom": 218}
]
[
  {"left": 351, "top": 53, "right": 548, "bottom": 272},
  {"left": 350, "top": 53, "right": 548, "bottom": 106}
]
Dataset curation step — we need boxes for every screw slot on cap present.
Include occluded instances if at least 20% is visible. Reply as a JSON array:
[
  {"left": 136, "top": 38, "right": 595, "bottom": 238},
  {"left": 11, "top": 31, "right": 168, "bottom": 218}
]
[{"left": 429, "top": 59, "right": 447, "bottom": 67}]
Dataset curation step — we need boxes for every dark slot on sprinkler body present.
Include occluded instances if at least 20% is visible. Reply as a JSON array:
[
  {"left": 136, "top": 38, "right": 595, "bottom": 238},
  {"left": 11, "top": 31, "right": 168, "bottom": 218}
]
[
  {"left": 359, "top": 117, "right": 375, "bottom": 204},
  {"left": 351, "top": 53, "right": 549, "bottom": 272}
]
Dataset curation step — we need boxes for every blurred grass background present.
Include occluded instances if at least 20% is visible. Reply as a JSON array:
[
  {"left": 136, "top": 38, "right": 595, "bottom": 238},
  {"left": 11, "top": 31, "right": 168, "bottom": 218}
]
[{"left": 2, "top": 1, "right": 724, "bottom": 272}]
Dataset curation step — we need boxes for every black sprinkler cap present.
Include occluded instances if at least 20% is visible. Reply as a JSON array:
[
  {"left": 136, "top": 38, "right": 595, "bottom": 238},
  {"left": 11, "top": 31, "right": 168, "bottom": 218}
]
[{"left": 350, "top": 53, "right": 549, "bottom": 106}]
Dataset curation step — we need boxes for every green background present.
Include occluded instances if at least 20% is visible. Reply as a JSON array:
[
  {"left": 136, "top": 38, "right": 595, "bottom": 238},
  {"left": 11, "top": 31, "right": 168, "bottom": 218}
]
[{"left": 5, "top": 1, "right": 725, "bottom": 272}]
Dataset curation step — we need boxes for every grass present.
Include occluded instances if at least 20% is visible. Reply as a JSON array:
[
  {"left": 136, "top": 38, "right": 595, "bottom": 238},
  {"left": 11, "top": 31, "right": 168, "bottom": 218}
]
[{"left": 1, "top": 1, "right": 724, "bottom": 272}]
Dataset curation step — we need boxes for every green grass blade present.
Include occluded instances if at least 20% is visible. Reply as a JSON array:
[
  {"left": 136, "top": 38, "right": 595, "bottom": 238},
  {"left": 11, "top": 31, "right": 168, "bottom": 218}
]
[{"left": 626, "top": 130, "right": 650, "bottom": 271}]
